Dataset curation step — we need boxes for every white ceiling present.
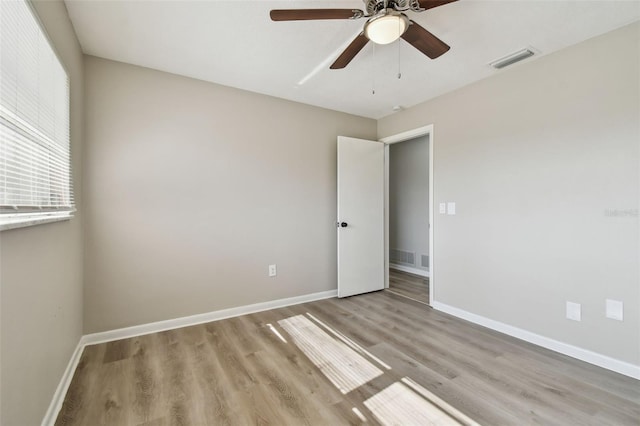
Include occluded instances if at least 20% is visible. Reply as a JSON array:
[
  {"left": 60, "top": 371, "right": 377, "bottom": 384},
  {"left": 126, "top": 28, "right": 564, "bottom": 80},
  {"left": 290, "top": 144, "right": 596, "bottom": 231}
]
[{"left": 64, "top": 0, "right": 640, "bottom": 119}]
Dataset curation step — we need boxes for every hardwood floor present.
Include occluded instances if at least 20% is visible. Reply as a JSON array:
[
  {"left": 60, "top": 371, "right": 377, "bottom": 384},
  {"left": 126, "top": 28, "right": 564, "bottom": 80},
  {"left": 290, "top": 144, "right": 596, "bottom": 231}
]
[
  {"left": 56, "top": 291, "right": 639, "bottom": 425},
  {"left": 387, "top": 268, "right": 429, "bottom": 304}
]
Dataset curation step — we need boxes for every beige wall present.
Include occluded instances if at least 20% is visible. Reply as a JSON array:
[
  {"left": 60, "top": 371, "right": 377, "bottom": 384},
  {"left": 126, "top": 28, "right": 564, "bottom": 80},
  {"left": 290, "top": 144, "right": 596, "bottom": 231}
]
[
  {"left": 83, "top": 56, "right": 376, "bottom": 333},
  {"left": 379, "top": 22, "right": 639, "bottom": 365},
  {"left": 0, "top": 1, "right": 84, "bottom": 425}
]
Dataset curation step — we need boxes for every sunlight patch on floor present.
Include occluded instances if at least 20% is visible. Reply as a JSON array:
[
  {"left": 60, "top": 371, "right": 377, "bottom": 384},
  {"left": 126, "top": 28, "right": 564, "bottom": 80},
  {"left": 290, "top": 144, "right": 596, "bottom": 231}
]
[
  {"left": 306, "top": 312, "right": 392, "bottom": 370},
  {"left": 364, "top": 382, "right": 468, "bottom": 426},
  {"left": 266, "top": 323, "right": 288, "bottom": 343},
  {"left": 278, "top": 315, "right": 383, "bottom": 394},
  {"left": 352, "top": 407, "right": 368, "bottom": 422}
]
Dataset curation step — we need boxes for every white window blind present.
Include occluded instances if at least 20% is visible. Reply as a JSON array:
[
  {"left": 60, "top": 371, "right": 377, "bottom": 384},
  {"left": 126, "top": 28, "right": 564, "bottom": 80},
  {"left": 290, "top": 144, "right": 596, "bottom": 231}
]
[{"left": 0, "top": 0, "right": 73, "bottom": 230}]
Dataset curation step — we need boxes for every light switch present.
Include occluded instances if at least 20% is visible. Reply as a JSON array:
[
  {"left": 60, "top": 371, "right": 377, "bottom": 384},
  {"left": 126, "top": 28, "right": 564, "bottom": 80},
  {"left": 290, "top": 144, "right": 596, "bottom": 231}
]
[
  {"left": 606, "top": 299, "right": 623, "bottom": 321},
  {"left": 447, "top": 202, "right": 456, "bottom": 215},
  {"left": 439, "top": 203, "right": 446, "bottom": 214},
  {"left": 566, "top": 301, "right": 581, "bottom": 321}
]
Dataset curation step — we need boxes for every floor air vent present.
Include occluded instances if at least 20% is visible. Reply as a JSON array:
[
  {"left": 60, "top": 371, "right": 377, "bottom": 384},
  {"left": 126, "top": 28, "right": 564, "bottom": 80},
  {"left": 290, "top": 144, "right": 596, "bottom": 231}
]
[{"left": 390, "top": 249, "right": 415, "bottom": 266}]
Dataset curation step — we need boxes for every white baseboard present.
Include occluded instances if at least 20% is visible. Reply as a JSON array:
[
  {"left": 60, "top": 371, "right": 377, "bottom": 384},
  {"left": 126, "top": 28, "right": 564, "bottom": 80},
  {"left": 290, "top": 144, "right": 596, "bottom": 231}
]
[
  {"left": 41, "top": 340, "right": 84, "bottom": 426},
  {"left": 390, "top": 263, "right": 430, "bottom": 278},
  {"left": 82, "top": 289, "right": 338, "bottom": 346},
  {"left": 43, "top": 289, "right": 337, "bottom": 425},
  {"left": 432, "top": 301, "right": 640, "bottom": 380}
]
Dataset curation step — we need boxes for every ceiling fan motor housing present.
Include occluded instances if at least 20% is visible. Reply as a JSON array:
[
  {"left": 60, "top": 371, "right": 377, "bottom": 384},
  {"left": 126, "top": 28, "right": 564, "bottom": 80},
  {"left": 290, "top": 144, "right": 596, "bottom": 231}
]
[{"left": 365, "top": 0, "right": 410, "bottom": 15}]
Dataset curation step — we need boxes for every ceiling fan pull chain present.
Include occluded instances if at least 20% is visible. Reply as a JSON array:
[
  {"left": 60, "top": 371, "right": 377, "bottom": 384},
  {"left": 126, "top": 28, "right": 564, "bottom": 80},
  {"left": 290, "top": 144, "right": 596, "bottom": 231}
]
[
  {"left": 372, "top": 43, "right": 376, "bottom": 95},
  {"left": 397, "top": 20, "right": 402, "bottom": 79}
]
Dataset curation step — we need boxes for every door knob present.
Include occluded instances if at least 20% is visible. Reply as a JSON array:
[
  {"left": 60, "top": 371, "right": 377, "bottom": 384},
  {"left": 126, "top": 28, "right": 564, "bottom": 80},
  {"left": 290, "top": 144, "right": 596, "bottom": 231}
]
[{"left": 340, "top": 222, "right": 348, "bottom": 228}]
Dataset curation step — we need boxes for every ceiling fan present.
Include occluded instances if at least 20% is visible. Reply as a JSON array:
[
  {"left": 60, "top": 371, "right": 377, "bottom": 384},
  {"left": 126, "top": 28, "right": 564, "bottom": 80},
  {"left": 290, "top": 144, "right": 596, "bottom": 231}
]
[{"left": 270, "top": 0, "right": 458, "bottom": 69}]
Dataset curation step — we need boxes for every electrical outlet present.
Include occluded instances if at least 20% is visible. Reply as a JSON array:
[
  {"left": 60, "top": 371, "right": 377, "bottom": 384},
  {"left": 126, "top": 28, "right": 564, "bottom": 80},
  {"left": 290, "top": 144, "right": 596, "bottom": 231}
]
[
  {"left": 268, "top": 264, "right": 277, "bottom": 277},
  {"left": 606, "top": 299, "right": 623, "bottom": 321},
  {"left": 447, "top": 202, "right": 456, "bottom": 215},
  {"left": 566, "top": 301, "right": 581, "bottom": 321}
]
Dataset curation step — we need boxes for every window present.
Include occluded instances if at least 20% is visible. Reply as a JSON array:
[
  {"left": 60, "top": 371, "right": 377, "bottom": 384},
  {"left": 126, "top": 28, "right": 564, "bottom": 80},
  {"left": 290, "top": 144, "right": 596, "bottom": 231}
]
[{"left": 0, "top": 0, "right": 73, "bottom": 231}]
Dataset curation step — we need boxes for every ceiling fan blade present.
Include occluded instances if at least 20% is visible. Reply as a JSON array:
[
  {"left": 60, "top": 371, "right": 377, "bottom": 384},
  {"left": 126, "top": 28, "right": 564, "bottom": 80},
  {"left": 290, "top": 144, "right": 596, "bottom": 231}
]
[
  {"left": 417, "top": 0, "right": 459, "bottom": 11},
  {"left": 270, "top": 9, "right": 363, "bottom": 21},
  {"left": 401, "top": 20, "right": 450, "bottom": 59},
  {"left": 330, "top": 33, "right": 369, "bottom": 69}
]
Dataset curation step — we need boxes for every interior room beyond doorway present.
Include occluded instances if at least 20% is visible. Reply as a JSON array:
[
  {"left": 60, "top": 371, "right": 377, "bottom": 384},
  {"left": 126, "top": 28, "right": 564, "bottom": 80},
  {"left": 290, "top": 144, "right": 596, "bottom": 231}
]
[{"left": 388, "top": 134, "right": 430, "bottom": 304}]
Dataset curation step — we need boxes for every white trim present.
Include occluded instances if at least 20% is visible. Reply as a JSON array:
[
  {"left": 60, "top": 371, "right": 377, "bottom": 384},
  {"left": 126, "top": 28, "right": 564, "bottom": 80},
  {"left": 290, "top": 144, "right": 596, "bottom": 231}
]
[
  {"left": 41, "top": 340, "right": 84, "bottom": 426},
  {"left": 432, "top": 301, "right": 640, "bottom": 380},
  {"left": 428, "top": 128, "right": 434, "bottom": 306},
  {"left": 384, "top": 145, "right": 390, "bottom": 289},
  {"left": 380, "top": 125, "right": 434, "bottom": 144},
  {"left": 381, "top": 124, "right": 434, "bottom": 305},
  {"left": 42, "top": 289, "right": 337, "bottom": 425},
  {"left": 81, "top": 290, "right": 337, "bottom": 346},
  {"left": 0, "top": 213, "right": 73, "bottom": 231},
  {"left": 389, "top": 263, "right": 430, "bottom": 277}
]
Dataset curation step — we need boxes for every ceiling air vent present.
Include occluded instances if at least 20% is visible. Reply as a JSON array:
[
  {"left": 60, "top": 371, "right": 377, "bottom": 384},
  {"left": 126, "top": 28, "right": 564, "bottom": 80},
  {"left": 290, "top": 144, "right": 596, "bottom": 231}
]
[{"left": 490, "top": 48, "right": 535, "bottom": 70}]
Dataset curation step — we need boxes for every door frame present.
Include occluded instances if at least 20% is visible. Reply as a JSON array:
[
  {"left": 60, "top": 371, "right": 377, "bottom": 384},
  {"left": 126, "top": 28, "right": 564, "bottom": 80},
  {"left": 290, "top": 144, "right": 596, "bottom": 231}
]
[{"left": 380, "top": 124, "right": 434, "bottom": 305}]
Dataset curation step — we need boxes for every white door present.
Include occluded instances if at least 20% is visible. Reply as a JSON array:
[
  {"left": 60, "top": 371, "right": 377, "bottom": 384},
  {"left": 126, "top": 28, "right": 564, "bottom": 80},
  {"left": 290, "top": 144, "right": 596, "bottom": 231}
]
[{"left": 337, "top": 136, "right": 385, "bottom": 298}]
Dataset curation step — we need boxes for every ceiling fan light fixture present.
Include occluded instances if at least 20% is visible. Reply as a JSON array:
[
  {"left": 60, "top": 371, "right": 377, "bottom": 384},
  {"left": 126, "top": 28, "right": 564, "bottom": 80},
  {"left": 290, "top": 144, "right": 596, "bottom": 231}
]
[{"left": 364, "top": 10, "right": 409, "bottom": 45}]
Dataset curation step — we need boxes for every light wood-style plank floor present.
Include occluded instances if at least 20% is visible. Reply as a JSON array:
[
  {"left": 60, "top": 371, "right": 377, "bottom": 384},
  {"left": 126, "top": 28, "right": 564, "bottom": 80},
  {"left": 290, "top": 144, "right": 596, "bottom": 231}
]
[
  {"left": 387, "top": 269, "right": 429, "bottom": 304},
  {"left": 56, "top": 291, "right": 639, "bottom": 425}
]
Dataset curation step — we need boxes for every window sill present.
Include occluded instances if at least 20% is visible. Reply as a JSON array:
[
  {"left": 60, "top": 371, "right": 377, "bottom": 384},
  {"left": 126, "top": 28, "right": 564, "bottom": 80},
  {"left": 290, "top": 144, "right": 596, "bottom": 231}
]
[{"left": 0, "top": 212, "right": 74, "bottom": 232}]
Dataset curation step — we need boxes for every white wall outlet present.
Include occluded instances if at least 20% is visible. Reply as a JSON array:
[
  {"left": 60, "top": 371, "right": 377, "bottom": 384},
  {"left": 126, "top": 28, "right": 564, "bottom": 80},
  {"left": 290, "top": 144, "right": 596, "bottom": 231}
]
[
  {"left": 439, "top": 203, "right": 446, "bottom": 214},
  {"left": 268, "top": 264, "right": 277, "bottom": 277},
  {"left": 566, "top": 301, "right": 581, "bottom": 321},
  {"left": 447, "top": 202, "right": 456, "bottom": 215},
  {"left": 606, "top": 299, "right": 623, "bottom": 321}
]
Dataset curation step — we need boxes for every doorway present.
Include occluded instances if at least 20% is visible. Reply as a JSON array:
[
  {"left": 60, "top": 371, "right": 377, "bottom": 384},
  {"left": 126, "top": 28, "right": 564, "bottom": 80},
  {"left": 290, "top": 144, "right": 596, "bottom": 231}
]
[{"left": 382, "top": 125, "right": 434, "bottom": 305}]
